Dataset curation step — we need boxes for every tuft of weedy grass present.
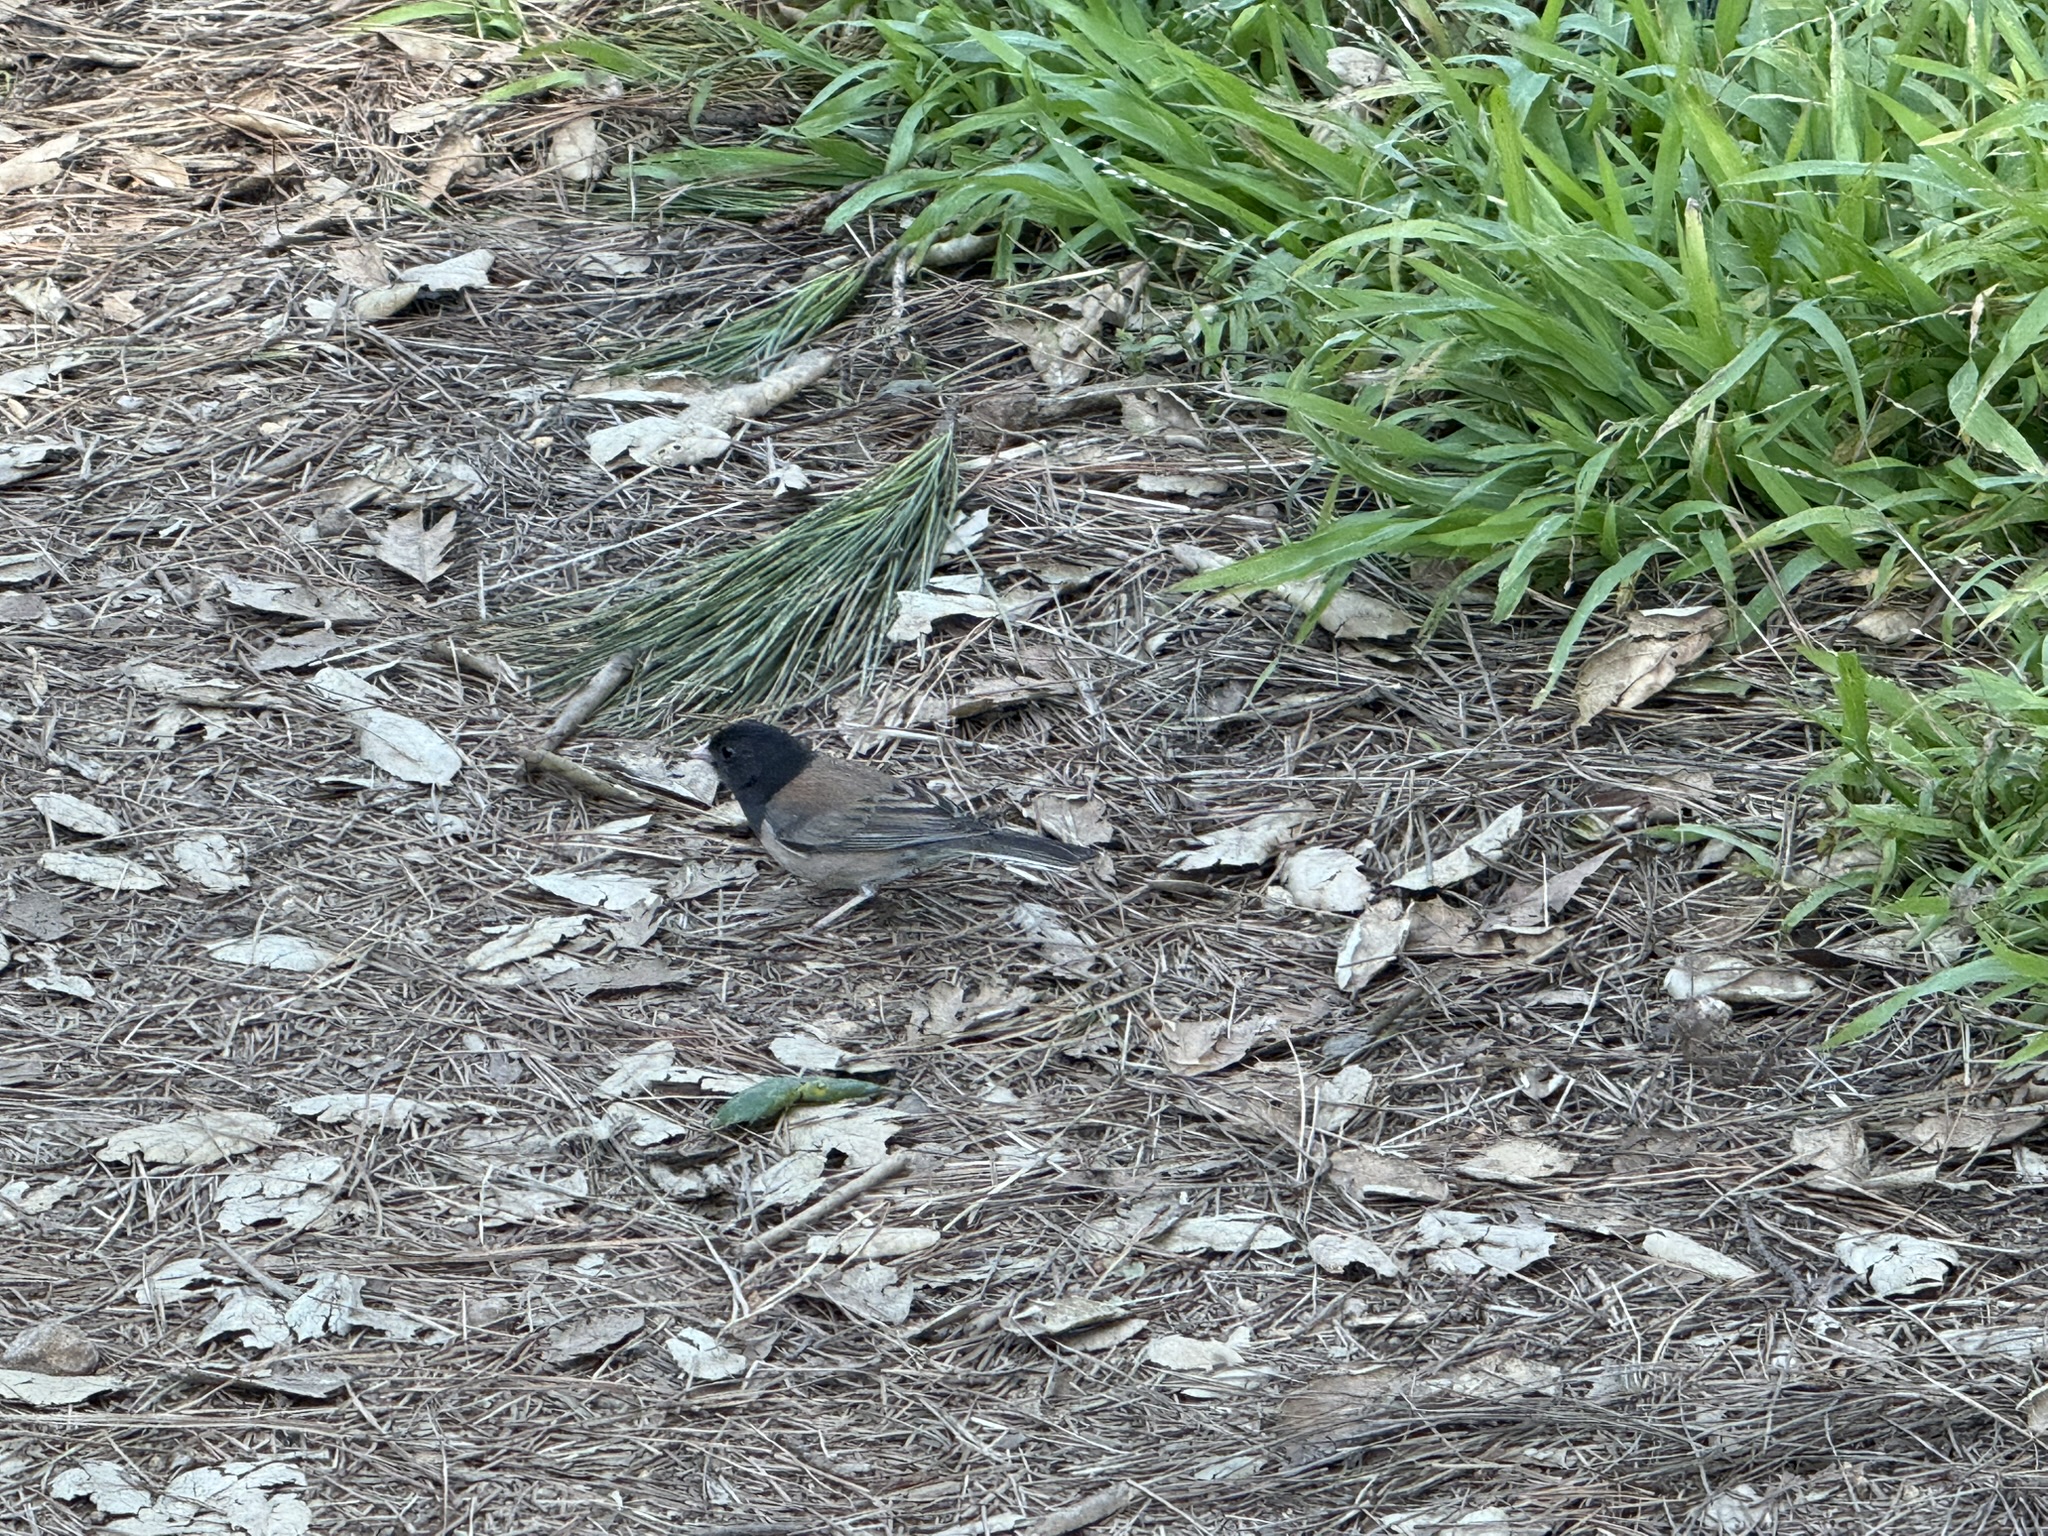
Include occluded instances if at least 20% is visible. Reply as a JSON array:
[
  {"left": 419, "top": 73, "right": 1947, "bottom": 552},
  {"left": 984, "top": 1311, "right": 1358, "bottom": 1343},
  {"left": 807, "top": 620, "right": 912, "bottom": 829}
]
[{"left": 501, "top": 430, "right": 958, "bottom": 730}]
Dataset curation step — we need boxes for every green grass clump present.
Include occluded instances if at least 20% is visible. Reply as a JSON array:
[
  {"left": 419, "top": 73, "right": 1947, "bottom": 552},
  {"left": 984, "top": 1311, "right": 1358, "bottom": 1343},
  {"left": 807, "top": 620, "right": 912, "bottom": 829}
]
[
  {"left": 502, "top": 431, "right": 959, "bottom": 729},
  {"left": 1805, "top": 649, "right": 2048, "bottom": 1058}
]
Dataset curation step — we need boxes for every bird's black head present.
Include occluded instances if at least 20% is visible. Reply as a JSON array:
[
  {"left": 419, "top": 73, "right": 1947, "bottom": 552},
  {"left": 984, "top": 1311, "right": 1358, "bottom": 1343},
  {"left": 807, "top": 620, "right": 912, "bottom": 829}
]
[{"left": 704, "top": 720, "right": 812, "bottom": 829}]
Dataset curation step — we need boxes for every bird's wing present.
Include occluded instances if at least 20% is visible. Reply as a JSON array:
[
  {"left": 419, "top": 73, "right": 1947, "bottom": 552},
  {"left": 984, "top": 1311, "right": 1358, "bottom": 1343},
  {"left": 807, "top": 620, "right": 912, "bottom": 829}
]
[{"left": 767, "top": 758, "right": 995, "bottom": 854}]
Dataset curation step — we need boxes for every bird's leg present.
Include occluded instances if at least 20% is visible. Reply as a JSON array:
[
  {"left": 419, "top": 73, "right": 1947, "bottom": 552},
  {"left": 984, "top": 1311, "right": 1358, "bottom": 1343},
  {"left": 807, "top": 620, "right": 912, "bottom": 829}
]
[{"left": 812, "top": 885, "right": 877, "bottom": 931}]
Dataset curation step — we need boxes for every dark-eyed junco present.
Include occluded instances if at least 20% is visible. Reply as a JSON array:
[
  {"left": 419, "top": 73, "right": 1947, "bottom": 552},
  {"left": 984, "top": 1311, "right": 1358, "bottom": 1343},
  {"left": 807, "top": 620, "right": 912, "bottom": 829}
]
[{"left": 699, "top": 720, "right": 1093, "bottom": 924}]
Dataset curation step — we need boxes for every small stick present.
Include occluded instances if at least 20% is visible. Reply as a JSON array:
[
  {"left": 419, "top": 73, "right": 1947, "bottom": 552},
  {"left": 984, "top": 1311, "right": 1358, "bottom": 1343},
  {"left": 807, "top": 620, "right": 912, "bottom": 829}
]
[
  {"left": 739, "top": 1151, "right": 911, "bottom": 1257},
  {"left": 425, "top": 637, "right": 522, "bottom": 688},
  {"left": 537, "top": 649, "right": 641, "bottom": 752},
  {"left": 517, "top": 750, "right": 656, "bottom": 807}
]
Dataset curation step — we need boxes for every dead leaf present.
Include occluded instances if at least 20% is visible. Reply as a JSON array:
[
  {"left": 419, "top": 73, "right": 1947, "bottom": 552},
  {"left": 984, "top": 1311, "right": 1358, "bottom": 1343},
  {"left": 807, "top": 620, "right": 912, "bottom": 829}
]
[
  {"left": 38, "top": 850, "right": 163, "bottom": 892},
  {"left": 1152, "top": 1213, "right": 1293, "bottom": 1255},
  {"left": 214, "top": 571, "right": 379, "bottom": 625},
  {"left": 98, "top": 1111, "right": 278, "bottom": 1167},
  {"left": 1402, "top": 897, "right": 1501, "bottom": 957},
  {"left": 1574, "top": 605, "right": 1729, "bottom": 725},
  {"left": 1011, "top": 901, "right": 1103, "bottom": 977},
  {"left": 578, "top": 250, "right": 651, "bottom": 279},
  {"left": 668, "top": 1328, "right": 748, "bottom": 1382},
  {"left": 548, "top": 115, "right": 608, "bottom": 182},
  {"left": 1034, "top": 793, "right": 1115, "bottom": 847},
  {"left": 1269, "top": 847, "right": 1373, "bottom": 914},
  {"left": 1892, "top": 1106, "right": 2046, "bottom": 1157},
  {"left": 1391, "top": 806, "right": 1525, "bottom": 891},
  {"left": 805, "top": 1226, "right": 941, "bottom": 1260},
  {"left": 389, "top": 99, "right": 464, "bottom": 135},
  {"left": 373, "top": 510, "right": 458, "bottom": 585},
  {"left": 31, "top": 792, "right": 121, "bottom": 838},
  {"left": 2, "top": 1321, "right": 98, "bottom": 1375},
  {"left": 1456, "top": 1137, "right": 1577, "bottom": 1186},
  {"left": 1791, "top": 1121, "right": 1869, "bottom": 1189},
  {"left": 1142, "top": 1334, "right": 1243, "bottom": 1372},
  {"left": 586, "top": 349, "right": 836, "bottom": 470},
  {"left": 204, "top": 935, "right": 336, "bottom": 973},
  {"left": 1411, "top": 1210, "right": 1553, "bottom": 1275},
  {"left": 1483, "top": 847, "right": 1616, "bottom": 933},
  {"left": 123, "top": 148, "right": 190, "bottom": 191},
  {"left": 1328, "top": 1147, "right": 1449, "bottom": 1203},
  {"left": 1307, "top": 1231, "right": 1405, "bottom": 1278},
  {"left": 1166, "top": 810, "right": 1306, "bottom": 871},
  {"left": 1160, "top": 1015, "right": 1262, "bottom": 1075},
  {"left": 6, "top": 278, "right": 69, "bottom": 323},
  {"left": 217, "top": 1153, "right": 344, "bottom": 1234},
  {"left": 1642, "top": 1230, "right": 1759, "bottom": 1283},
  {"left": 172, "top": 835, "right": 250, "bottom": 893},
  {"left": 1335, "top": 898, "right": 1410, "bottom": 990},
  {"left": 291, "top": 1092, "right": 449, "bottom": 1129},
  {"left": 814, "top": 1260, "right": 915, "bottom": 1324},
  {"left": 1835, "top": 1231, "right": 1958, "bottom": 1297},
  {"left": 418, "top": 130, "right": 486, "bottom": 203},
  {"left": 886, "top": 588, "right": 1006, "bottom": 640},
  {"left": 1664, "top": 952, "right": 1818, "bottom": 1005},
  {"left": 401, "top": 248, "right": 495, "bottom": 291},
  {"left": 0, "top": 1369, "right": 124, "bottom": 1407},
  {"left": 0, "top": 354, "right": 81, "bottom": 395},
  {"left": 0, "top": 133, "right": 80, "bottom": 196},
  {"left": 544, "top": 1309, "right": 644, "bottom": 1363},
  {"left": 1120, "top": 389, "right": 1204, "bottom": 446},
  {"left": 1854, "top": 608, "right": 1921, "bottom": 644},
  {"left": 530, "top": 869, "right": 660, "bottom": 913},
  {"left": 1173, "top": 544, "right": 1414, "bottom": 639},
  {"left": 465, "top": 916, "right": 589, "bottom": 972}
]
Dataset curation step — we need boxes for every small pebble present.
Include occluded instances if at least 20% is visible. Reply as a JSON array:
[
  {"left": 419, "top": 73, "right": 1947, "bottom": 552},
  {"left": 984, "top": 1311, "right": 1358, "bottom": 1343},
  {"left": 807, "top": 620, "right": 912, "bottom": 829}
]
[{"left": 3, "top": 1320, "right": 100, "bottom": 1376}]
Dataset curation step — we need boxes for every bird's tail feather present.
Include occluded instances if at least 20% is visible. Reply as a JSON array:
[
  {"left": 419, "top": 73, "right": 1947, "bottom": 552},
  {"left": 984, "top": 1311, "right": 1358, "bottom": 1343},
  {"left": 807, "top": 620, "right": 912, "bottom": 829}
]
[{"left": 964, "top": 830, "right": 1095, "bottom": 871}]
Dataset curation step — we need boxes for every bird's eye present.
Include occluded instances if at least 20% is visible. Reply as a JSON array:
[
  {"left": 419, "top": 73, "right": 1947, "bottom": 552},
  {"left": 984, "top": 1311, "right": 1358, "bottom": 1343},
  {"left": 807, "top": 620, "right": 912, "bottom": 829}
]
[{"left": 718, "top": 745, "right": 733, "bottom": 759}]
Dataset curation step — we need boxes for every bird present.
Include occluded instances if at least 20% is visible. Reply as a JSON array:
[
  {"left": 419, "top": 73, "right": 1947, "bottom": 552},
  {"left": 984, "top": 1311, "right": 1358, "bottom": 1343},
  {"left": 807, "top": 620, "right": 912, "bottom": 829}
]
[{"left": 697, "top": 719, "right": 1094, "bottom": 926}]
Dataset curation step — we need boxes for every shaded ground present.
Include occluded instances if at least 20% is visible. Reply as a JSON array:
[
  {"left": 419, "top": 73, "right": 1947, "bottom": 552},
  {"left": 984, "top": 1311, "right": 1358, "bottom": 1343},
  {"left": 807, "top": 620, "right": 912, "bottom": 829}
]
[{"left": 3, "top": 5, "right": 2047, "bottom": 1533}]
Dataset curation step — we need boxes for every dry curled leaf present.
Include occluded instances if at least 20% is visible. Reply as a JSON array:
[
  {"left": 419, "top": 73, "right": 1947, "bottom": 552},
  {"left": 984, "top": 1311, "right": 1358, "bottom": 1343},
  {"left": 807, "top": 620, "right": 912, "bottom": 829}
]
[
  {"left": 1391, "top": 806, "right": 1524, "bottom": 891},
  {"left": 1335, "top": 898, "right": 1409, "bottom": 990},
  {"left": 1166, "top": 811, "right": 1306, "bottom": 871},
  {"left": 586, "top": 349, "right": 836, "bottom": 470},
  {"left": 1269, "top": 847, "right": 1373, "bottom": 914},
  {"left": 373, "top": 509, "right": 458, "bottom": 585},
  {"left": 548, "top": 115, "right": 608, "bottom": 182},
  {"left": 1835, "top": 1231, "right": 1958, "bottom": 1297},
  {"left": 1574, "top": 605, "right": 1729, "bottom": 725},
  {"left": 1664, "top": 952, "right": 1818, "bottom": 1005}
]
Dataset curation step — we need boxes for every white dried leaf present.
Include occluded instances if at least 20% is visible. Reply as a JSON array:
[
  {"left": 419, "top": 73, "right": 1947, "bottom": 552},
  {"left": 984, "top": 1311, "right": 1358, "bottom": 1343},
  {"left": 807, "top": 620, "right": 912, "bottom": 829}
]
[
  {"left": 1136, "top": 471, "right": 1229, "bottom": 498},
  {"left": 529, "top": 870, "right": 660, "bottom": 913},
  {"left": 215, "top": 571, "right": 379, "bottom": 624},
  {"left": 770, "top": 1034, "right": 845, "bottom": 1071},
  {"left": 1664, "top": 952, "right": 1818, "bottom": 1005},
  {"left": 388, "top": 99, "right": 464, "bottom": 135},
  {"left": 597, "top": 1040, "right": 680, "bottom": 1096},
  {"left": 0, "top": 132, "right": 80, "bottom": 196},
  {"left": 1142, "top": 1334, "right": 1243, "bottom": 1372},
  {"left": 24, "top": 960, "right": 93, "bottom": 1001},
  {"left": 1033, "top": 793, "right": 1115, "bottom": 847},
  {"left": 39, "top": 849, "right": 164, "bottom": 892},
  {"left": 1835, "top": 1231, "right": 1959, "bottom": 1298},
  {"left": 5, "top": 278, "right": 69, "bottom": 323},
  {"left": 1011, "top": 901, "right": 1102, "bottom": 977},
  {"left": 0, "top": 1175, "right": 81, "bottom": 1225},
  {"left": 217, "top": 1153, "right": 344, "bottom": 1235},
  {"left": 398, "top": 248, "right": 495, "bottom": 291},
  {"left": 286, "top": 1269, "right": 437, "bottom": 1341},
  {"left": 1166, "top": 810, "right": 1306, "bottom": 871},
  {"left": 0, "top": 1369, "right": 124, "bottom": 1406},
  {"left": 805, "top": 1226, "right": 941, "bottom": 1260},
  {"left": 204, "top": 935, "right": 337, "bottom": 974},
  {"left": 1173, "top": 544, "right": 1414, "bottom": 639},
  {"left": 1413, "top": 1211, "right": 1553, "bottom": 1275},
  {"left": 172, "top": 834, "right": 250, "bottom": 893},
  {"left": 1391, "top": 805, "right": 1525, "bottom": 891},
  {"left": 0, "top": 549, "right": 57, "bottom": 582},
  {"left": 297, "top": 1107, "right": 409, "bottom": 1167},
  {"left": 1574, "top": 605, "right": 1729, "bottom": 724},
  {"left": 1268, "top": 846, "right": 1373, "bottom": 913},
  {"left": 30, "top": 791, "right": 122, "bottom": 837},
  {"left": 124, "top": 147, "right": 190, "bottom": 190},
  {"left": 1853, "top": 607, "right": 1921, "bottom": 645},
  {"left": 886, "top": 588, "right": 1005, "bottom": 641},
  {"left": 783, "top": 1103, "right": 905, "bottom": 1172},
  {"left": 1153, "top": 1213, "right": 1293, "bottom": 1255},
  {"left": 465, "top": 915, "right": 589, "bottom": 972},
  {"left": 1160, "top": 1014, "right": 1261, "bottom": 1076},
  {"left": 1642, "top": 1230, "right": 1760, "bottom": 1283},
  {"left": 1894, "top": 1106, "right": 2046, "bottom": 1157},
  {"left": 123, "top": 660, "right": 275, "bottom": 707},
  {"left": 57, "top": 1459, "right": 313, "bottom": 1536},
  {"left": 1336, "top": 898, "right": 1410, "bottom": 991},
  {"left": 1328, "top": 1148, "right": 1448, "bottom": 1203},
  {"left": 197, "top": 1289, "right": 292, "bottom": 1349},
  {"left": 578, "top": 250, "right": 652, "bottom": 278},
  {"left": 355, "top": 708, "right": 462, "bottom": 785},
  {"left": 1308, "top": 1231, "right": 1404, "bottom": 1278},
  {"left": 586, "top": 349, "right": 836, "bottom": 470},
  {"left": 668, "top": 1327, "right": 748, "bottom": 1382},
  {"left": 1456, "top": 1137, "right": 1578, "bottom": 1186},
  {"left": 475, "top": 1170, "right": 588, "bottom": 1228},
  {"left": 1327, "top": 47, "right": 1395, "bottom": 88},
  {"left": 813, "top": 1260, "right": 915, "bottom": 1325},
  {"left": 309, "top": 666, "right": 383, "bottom": 710},
  {"left": 133, "top": 1257, "right": 222, "bottom": 1306},
  {"left": 1429, "top": 1354, "right": 1562, "bottom": 1402},
  {"left": 373, "top": 509, "right": 458, "bottom": 585},
  {"left": 751, "top": 1149, "right": 829, "bottom": 1208},
  {"left": 2017, "top": 1146, "right": 2048, "bottom": 1183},
  {"left": 98, "top": 1111, "right": 278, "bottom": 1167},
  {"left": 1484, "top": 846, "right": 1616, "bottom": 934},
  {"left": 548, "top": 115, "right": 608, "bottom": 181},
  {"left": 544, "top": 1309, "right": 644, "bottom": 1362}
]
